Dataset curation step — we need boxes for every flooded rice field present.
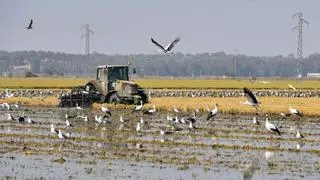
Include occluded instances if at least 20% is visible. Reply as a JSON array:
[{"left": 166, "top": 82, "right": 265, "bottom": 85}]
[{"left": 0, "top": 107, "right": 319, "bottom": 179}]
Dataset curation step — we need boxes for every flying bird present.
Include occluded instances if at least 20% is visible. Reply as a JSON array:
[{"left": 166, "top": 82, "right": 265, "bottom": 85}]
[
  {"left": 26, "top": 19, "right": 33, "bottom": 29},
  {"left": 241, "top": 87, "right": 260, "bottom": 112},
  {"left": 151, "top": 37, "right": 181, "bottom": 54},
  {"left": 288, "top": 84, "right": 297, "bottom": 91}
]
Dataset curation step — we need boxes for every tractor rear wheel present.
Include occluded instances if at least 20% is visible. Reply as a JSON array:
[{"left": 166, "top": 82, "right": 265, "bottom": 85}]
[
  {"left": 100, "top": 95, "right": 107, "bottom": 103},
  {"left": 138, "top": 90, "right": 148, "bottom": 103},
  {"left": 107, "top": 92, "right": 120, "bottom": 104}
]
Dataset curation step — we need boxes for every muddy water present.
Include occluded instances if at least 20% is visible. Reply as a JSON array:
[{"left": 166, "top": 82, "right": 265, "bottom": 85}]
[{"left": 0, "top": 107, "right": 319, "bottom": 179}]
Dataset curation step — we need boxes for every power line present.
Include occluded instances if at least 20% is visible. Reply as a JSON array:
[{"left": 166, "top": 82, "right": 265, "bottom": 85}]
[
  {"left": 292, "top": 12, "right": 309, "bottom": 78},
  {"left": 81, "top": 24, "right": 94, "bottom": 56}
]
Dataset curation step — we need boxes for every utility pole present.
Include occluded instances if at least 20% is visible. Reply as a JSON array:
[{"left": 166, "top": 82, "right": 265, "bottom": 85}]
[
  {"left": 292, "top": 12, "right": 309, "bottom": 78},
  {"left": 234, "top": 56, "right": 237, "bottom": 79},
  {"left": 233, "top": 48, "right": 239, "bottom": 79},
  {"left": 81, "top": 24, "right": 94, "bottom": 56}
]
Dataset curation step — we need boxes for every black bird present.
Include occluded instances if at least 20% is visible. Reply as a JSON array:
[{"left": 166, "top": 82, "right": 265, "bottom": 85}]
[
  {"left": 26, "top": 19, "right": 33, "bottom": 29},
  {"left": 18, "top": 116, "right": 25, "bottom": 122}
]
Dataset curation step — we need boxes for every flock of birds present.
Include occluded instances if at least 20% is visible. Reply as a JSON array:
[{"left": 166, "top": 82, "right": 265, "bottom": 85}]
[
  {"left": 239, "top": 87, "right": 304, "bottom": 138},
  {"left": 4, "top": 19, "right": 305, "bottom": 140},
  {"left": 0, "top": 89, "right": 57, "bottom": 100},
  {"left": 147, "top": 83, "right": 320, "bottom": 98},
  {"left": 2, "top": 87, "right": 305, "bottom": 141},
  {"left": 1, "top": 85, "right": 319, "bottom": 104}
]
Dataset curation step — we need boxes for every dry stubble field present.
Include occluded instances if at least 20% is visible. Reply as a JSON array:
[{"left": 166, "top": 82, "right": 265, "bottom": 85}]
[{"left": 0, "top": 77, "right": 320, "bottom": 89}]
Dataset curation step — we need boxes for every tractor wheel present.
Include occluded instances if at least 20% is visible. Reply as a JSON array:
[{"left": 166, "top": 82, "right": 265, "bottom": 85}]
[
  {"left": 107, "top": 92, "right": 120, "bottom": 104},
  {"left": 138, "top": 90, "right": 148, "bottom": 103},
  {"left": 85, "top": 80, "right": 104, "bottom": 94},
  {"left": 85, "top": 83, "right": 96, "bottom": 92},
  {"left": 100, "top": 95, "right": 107, "bottom": 103}
]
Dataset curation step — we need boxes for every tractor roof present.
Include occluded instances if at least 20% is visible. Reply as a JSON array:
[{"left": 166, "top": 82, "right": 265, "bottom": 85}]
[{"left": 97, "top": 65, "right": 129, "bottom": 69}]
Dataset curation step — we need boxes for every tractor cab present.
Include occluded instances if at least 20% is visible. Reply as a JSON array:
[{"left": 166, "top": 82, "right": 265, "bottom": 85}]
[{"left": 96, "top": 65, "right": 129, "bottom": 92}]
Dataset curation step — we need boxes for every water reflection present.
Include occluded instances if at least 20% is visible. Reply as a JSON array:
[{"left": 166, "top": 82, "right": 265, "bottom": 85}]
[
  {"left": 265, "top": 151, "right": 274, "bottom": 161},
  {"left": 296, "top": 142, "right": 305, "bottom": 150}
]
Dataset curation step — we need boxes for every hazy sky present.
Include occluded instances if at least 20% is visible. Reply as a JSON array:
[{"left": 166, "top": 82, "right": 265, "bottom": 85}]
[{"left": 1, "top": 0, "right": 319, "bottom": 56}]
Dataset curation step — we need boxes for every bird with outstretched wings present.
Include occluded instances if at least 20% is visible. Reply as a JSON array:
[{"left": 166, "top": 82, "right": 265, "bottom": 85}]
[
  {"left": 244, "top": 87, "right": 258, "bottom": 105},
  {"left": 151, "top": 36, "right": 181, "bottom": 53}
]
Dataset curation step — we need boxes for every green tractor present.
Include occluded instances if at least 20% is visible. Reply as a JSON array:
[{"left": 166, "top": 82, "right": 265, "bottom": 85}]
[{"left": 59, "top": 65, "right": 148, "bottom": 107}]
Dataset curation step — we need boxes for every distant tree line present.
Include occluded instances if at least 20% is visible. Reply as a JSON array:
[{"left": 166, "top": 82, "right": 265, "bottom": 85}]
[{"left": 0, "top": 50, "right": 319, "bottom": 77}]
